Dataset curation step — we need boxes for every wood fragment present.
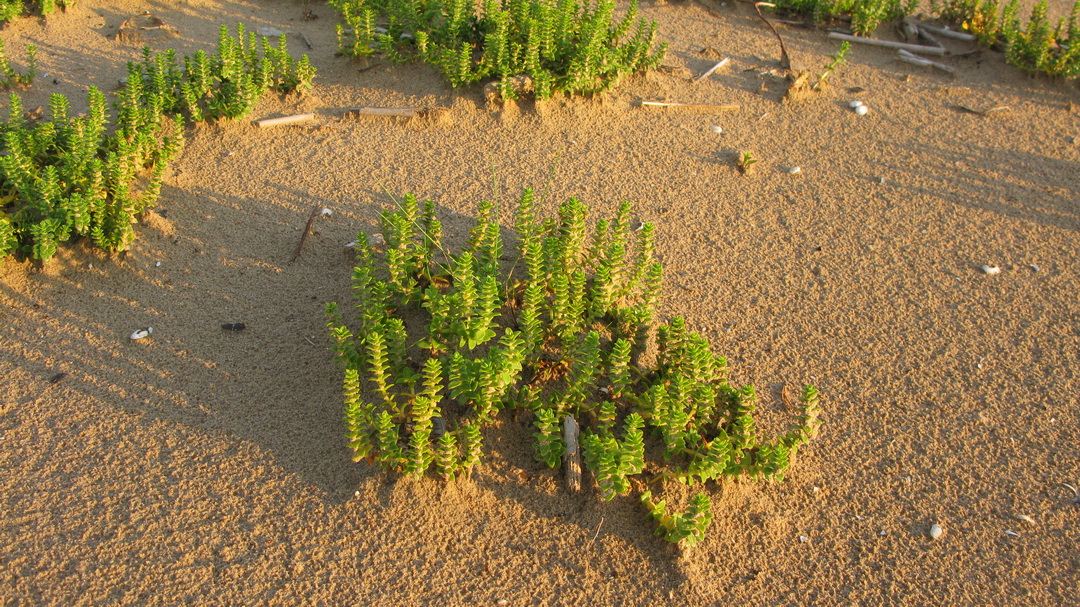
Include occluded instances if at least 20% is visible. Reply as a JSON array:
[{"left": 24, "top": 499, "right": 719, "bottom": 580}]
[
  {"left": 640, "top": 101, "right": 740, "bottom": 112},
  {"left": 254, "top": 113, "right": 316, "bottom": 128},
  {"left": 291, "top": 205, "right": 323, "bottom": 262},
  {"left": 897, "top": 49, "right": 956, "bottom": 74},
  {"left": 345, "top": 106, "right": 421, "bottom": 117},
  {"left": 694, "top": 57, "right": 731, "bottom": 83},
  {"left": 299, "top": 31, "right": 314, "bottom": 49},
  {"left": 827, "top": 32, "right": 947, "bottom": 56},
  {"left": 898, "top": 19, "right": 920, "bottom": 41},
  {"left": 914, "top": 21, "right": 977, "bottom": 42},
  {"left": 563, "top": 415, "right": 582, "bottom": 493}
]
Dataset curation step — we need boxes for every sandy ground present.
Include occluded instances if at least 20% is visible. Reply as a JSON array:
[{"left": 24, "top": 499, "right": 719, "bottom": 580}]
[{"left": 1, "top": 0, "right": 1078, "bottom": 604}]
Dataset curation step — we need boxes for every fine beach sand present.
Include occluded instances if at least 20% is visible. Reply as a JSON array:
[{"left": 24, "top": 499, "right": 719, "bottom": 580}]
[{"left": 1, "top": 0, "right": 1078, "bottom": 604}]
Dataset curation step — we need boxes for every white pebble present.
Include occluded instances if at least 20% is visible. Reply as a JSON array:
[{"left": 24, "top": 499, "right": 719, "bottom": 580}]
[
  {"left": 787, "top": 166, "right": 801, "bottom": 174},
  {"left": 1016, "top": 514, "right": 1035, "bottom": 524},
  {"left": 1029, "top": 264, "right": 1040, "bottom": 272},
  {"left": 849, "top": 100, "right": 864, "bottom": 108},
  {"left": 320, "top": 208, "right": 333, "bottom": 216},
  {"left": 130, "top": 327, "right": 153, "bottom": 341},
  {"left": 854, "top": 105, "right": 869, "bottom": 116},
  {"left": 709, "top": 125, "right": 723, "bottom": 134},
  {"left": 798, "top": 535, "right": 809, "bottom": 543},
  {"left": 155, "top": 261, "right": 161, "bottom": 267},
  {"left": 980, "top": 264, "right": 1001, "bottom": 275},
  {"left": 929, "top": 523, "right": 943, "bottom": 540}
]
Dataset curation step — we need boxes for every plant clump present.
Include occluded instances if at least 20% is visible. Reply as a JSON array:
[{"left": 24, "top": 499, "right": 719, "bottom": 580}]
[
  {"left": 329, "top": 0, "right": 666, "bottom": 99},
  {"left": 0, "top": 0, "right": 75, "bottom": 23},
  {"left": 0, "top": 24, "right": 317, "bottom": 262},
  {"left": 326, "top": 189, "right": 822, "bottom": 545}
]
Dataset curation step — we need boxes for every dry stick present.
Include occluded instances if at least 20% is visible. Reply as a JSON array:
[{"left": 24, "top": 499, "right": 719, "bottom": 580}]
[
  {"left": 914, "top": 21, "right": 977, "bottom": 42},
  {"left": 299, "top": 31, "right": 314, "bottom": 49},
  {"left": 563, "top": 415, "right": 582, "bottom": 493},
  {"left": 897, "top": 49, "right": 956, "bottom": 74},
  {"left": 694, "top": 57, "right": 731, "bottom": 83},
  {"left": 827, "top": 32, "right": 948, "bottom": 56},
  {"left": 291, "top": 204, "right": 322, "bottom": 262},
  {"left": 345, "top": 106, "right": 421, "bottom": 118},
  {"left": 754, "top": 3, "right": 791, "bottom": 71},
  {"left": 254, "top": 113, "right": 315, "bottom": 128},
  {"left": 641, "top": 101, "right": 740, "bottom": 111}
]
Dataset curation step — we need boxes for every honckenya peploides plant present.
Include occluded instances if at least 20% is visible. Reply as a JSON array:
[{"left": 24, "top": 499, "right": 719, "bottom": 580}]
[
  {"left": 326, "top": 189, "right": 822, "bottom": 546},
  {"left": 0, "top": 24, "right": 317, "bottom": 262}
]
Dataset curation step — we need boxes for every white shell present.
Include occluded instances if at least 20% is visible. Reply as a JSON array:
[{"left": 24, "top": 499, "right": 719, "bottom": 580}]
[
  {"left": 849, "top": 100, "right": 864, "bottom": 108},
  {"left": 854, "top": 105, "right": 869, "bottom": 116},
  {"left": 1004, "top": 529, "right": 1020, "bottom": 537},
  {"left": 929, "top": 524, "right": 943, "bottom": 539},
  {"left": 980, "top": 265, "right": 1001, "bottom": 275},
  {"left": 788, "top": 166, "right": 802, "bottom": 174},
  {"left": 320, "top": 208, "right": 333, "bottom": 216},
  {"left": 709, "top": 125, "right": 723, "bottom": 134},
  {"left": 130, "top": 327, "right": 153, "bottom": 340},
  {"left": 798, "top": 535, "right": 809, "bottom": 543},
  {"left": 1016, "top": 514, "right": 1035, "bottom": 524}
]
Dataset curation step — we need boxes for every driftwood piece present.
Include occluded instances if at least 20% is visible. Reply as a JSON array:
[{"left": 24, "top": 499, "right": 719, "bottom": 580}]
[
  {"left": 694, "top": 57, "right": 731, "bottom": 83},
  {"left": 254, "top": 113, "right": 316, "bottom": 128},
  {"left": 640, "top": 101, "right": 740, "bottom": 112},
  {"left": 914, "top": 22, "right": 978, "bottom": 42},
  {"left": 897, "top": 49, "right": 956, "bottom": 74},
  {"left": 563, "top": 415, "right": 582, "bottom": 493},
  {"left": 827, "top": 32, "right": 947, "bottom": 56}
]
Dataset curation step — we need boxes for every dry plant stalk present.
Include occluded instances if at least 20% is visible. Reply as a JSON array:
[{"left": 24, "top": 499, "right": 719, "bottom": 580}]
[
  {"left": 754, "top": 3, "right": 791, "bottom": 71},
  {"left": 345, "top": 106, "right": 422, "bottom": 117},
  {"left": 694, "top": 57, "right": 730, "bottom": 83},
  {"left": 291, "top": 205, "right": 323, "bottom": 262},
  {"left": 640, "top": 101, "right": 740, "bottom": 111}
]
